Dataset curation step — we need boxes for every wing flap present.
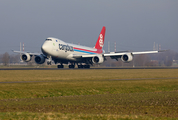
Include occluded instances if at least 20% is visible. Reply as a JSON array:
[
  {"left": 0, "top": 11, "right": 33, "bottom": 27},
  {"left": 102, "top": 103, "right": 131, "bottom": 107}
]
[
  {"left": 132, "top": 51, "right": 159, "bottom": 55},
  {"left": 104, "top": 52, "right": 125, "bottom": 57},
  {"left": 104, "top": 50, "right": 163, "bottom": 58}
]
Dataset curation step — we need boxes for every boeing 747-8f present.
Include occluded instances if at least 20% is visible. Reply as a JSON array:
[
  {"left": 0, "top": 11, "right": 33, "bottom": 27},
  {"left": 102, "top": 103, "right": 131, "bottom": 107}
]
[{"left": 13, "top": 26, "right": 161, "bottom": 68}]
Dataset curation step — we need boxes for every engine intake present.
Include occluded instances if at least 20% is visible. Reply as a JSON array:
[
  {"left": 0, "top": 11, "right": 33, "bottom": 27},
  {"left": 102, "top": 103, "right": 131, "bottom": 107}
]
[
  {"left": 92, "top": 56, "right": 104, "bottom": 64},
  {"left": 21, "top": 53, "right": 31, "bottom": 62},
  {"left": 121, "top": 53, "right": 133, "bottom": 62},
  {"left": 35, "top": 55, "right": 45, "bottom": 64}
]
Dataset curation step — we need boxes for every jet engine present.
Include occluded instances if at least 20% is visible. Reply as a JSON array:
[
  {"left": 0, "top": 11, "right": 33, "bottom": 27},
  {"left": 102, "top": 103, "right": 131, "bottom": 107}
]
[
  {"left": 121, "top": 53, "right": 133, "bottom": 62},
  {"left": 35, "top": 55, "right": 45, "bottom": 64},
  {"left": 21, "top": 53, "right": 31, "bottom": 62},
  {"left": 92, "top": 56, "right": 104, "bottom": 64}
]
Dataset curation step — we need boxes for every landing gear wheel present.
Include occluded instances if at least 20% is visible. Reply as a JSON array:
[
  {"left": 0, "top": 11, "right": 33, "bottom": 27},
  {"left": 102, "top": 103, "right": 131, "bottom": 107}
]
[
  {"left": 69, "top": 65, "right": 75, "bottom": 68},
  {"left": 78, "top": 65, "right": 83, "bottom": 68},
  {"left": 47, "top": 61, "right": 51, "bottom": 65},
  {"left": 57, "top": 65, "right": 64, "bottom": 68},
  {"left": 84, "top": 65, "right": 90, "bottom": 68}
]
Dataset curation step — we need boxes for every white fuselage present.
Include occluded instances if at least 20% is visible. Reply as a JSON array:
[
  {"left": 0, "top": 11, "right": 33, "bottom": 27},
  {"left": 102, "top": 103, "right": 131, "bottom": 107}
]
[{"left": 41, "top": 37, "right": 103, "bottom": 62}]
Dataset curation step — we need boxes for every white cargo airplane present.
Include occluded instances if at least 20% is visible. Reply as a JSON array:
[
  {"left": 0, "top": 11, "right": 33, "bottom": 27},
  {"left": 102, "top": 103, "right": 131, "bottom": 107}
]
[{"left": 13, "top": 26, "right": 161, "bottom": 68}]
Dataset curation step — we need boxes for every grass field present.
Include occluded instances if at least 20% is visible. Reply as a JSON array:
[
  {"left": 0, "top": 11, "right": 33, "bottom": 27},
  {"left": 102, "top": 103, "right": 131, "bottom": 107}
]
[{"left": 0, "top": 69, "right": 178, "bottom": 119}]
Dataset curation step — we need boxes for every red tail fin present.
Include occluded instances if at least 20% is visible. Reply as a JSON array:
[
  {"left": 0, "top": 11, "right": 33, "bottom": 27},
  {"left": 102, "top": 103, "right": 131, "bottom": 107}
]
[{"left": 94, "top": 26, "right": 106, "bottom": 49}]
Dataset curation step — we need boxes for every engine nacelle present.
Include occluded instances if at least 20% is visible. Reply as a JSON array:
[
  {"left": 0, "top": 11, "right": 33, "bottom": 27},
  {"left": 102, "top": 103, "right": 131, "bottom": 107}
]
[
  {"left": 92, "top": 56, "right": 104, "bottom": 64},
  {"left": 35, "top": 55, "right": 45, "bottom": 64},
  {"left": 21, "top": 53, "right": 31, "bottom": 62},
  {"left": 121, "top": 53, "right": 133, "bottom": 62}
]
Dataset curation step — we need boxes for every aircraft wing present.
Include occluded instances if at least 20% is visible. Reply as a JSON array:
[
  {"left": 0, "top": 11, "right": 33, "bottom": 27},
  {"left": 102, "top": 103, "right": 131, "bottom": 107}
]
[
  {"left": 12, "top": 50, "right": 41, "bottom": 56},
  {"left": 72, "top": 50, "right": 165, "bottom": 58},
  {"left": 104, "top": 50, "right": 161, "bottom": 57}
]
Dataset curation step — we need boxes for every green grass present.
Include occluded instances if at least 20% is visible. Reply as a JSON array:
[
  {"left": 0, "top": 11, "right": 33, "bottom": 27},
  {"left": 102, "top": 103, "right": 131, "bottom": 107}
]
[
  {"left": 0, "top": 69, "right": 178, "bottom": 82},
  {"left": 0, "top": 69, "right": 178, "bottom": 119},
  {"left": 1, "top": 112, "right": 176, "bottom": 120}
]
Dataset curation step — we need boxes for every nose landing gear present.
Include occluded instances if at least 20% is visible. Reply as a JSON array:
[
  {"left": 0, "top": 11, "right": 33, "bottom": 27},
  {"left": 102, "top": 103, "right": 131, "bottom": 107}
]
[
  {"left": 47, "top": 56, "right": 52, "bottom": 65},
  {"left": 47, "top": 61, "right": 52, "bottom": 65}
]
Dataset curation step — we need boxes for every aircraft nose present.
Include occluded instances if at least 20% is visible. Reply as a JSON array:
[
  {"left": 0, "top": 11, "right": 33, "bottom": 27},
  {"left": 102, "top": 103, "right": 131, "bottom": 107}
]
[{"left": 41, "top": 43, "right": 49, "bottom": 54}]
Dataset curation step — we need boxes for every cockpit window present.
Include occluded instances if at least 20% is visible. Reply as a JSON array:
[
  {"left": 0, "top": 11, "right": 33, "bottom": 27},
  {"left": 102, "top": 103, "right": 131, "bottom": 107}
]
[{"left": 46, "top": 39, "right": 52, "bottom": 41}]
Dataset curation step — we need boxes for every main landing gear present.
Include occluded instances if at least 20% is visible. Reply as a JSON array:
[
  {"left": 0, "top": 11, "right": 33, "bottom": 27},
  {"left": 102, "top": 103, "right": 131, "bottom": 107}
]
[
  {"left": 77, "top": 64, "right": 90, "bottom": 68},
  {"left": 57, "top": 64, "right": 75, "bottom": 68},
  {"left": 57, "top": 65, "right": 64, "bottom": 68},
  {"left": 69, "top": 65, "right": 75, "bottom": 68},
  {"left": 57, "top": 64, "right": 90, "bottom": 69}
]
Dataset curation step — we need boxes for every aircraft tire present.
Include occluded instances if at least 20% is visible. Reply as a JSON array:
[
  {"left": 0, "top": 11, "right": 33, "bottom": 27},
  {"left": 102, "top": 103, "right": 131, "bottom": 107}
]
[
  {"left": 47, "top": 61, "right": 51, "bottom": 65},
  {"left": 57, "top": 65, "right": 64, "bottom": 68},
  {"left": 69, "top": 65, "right": 75, "bottom": 68},
  {"left": 78, "top": 65, "right": 83, "bottom": 68},
  {"left": 84, "top": 65, "right": 90, "bottom": 68}
]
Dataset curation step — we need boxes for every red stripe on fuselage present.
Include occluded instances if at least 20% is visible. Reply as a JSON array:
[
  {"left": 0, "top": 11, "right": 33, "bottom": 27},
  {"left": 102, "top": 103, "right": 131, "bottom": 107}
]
[{"left": 73, "top": 47, "right": 103, "bottom": 54}]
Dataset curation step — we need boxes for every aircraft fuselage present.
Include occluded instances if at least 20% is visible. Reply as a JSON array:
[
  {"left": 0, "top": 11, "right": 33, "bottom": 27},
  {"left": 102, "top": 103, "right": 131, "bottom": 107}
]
[{"left": 41, "top": 37, "right": 103, "bottom": 63}]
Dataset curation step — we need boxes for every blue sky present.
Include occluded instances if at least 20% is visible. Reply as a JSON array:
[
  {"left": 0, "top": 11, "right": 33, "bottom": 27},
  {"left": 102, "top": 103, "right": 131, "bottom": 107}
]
[{"left": 0, "top": 0, "right": 177, "bottom": 54}]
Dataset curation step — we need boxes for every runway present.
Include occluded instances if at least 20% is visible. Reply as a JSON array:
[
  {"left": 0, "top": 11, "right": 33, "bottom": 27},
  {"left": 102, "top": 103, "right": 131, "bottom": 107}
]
[{"left": 0, "top": 67, "right": 178, "bottom": 70}]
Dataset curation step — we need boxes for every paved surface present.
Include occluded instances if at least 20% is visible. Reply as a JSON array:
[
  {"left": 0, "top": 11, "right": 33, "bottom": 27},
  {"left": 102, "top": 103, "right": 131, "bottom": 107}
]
[{"left": 0, "top": 67, "right": 178, "bottom": 70}]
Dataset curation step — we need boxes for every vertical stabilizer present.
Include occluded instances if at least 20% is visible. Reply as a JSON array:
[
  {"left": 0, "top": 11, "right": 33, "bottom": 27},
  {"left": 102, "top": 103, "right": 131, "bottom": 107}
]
[{"left": 94, "top": 26, "right": 106, "bottom": 49}]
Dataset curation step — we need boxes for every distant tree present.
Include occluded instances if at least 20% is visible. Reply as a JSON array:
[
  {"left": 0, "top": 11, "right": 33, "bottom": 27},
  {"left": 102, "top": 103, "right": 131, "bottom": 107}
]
[
  {"left": 102, "top": 57, "right": 116, "bottom": 67},
  {"left": 2, "top": 52, "right": 10, "bottom": 66},
  {"left": 0, "top": 54, "right": 2, "bottom": 63},
  {"left": 10, "top": 54, "right": 20, "bottom": 64},
  {"left": 160, "top": 51, "right": 173, "bottom": 66},
  {"left": 164, "top": 55, "right": 173, "bottom": 66},
  {"left": 174, "top": 53, "right": 178, "bottom": 60},
  {"left": 164, "top": 60, "right": 173, "bottom": 66},
  {"left": 134, "top": 54, "right": 150, "bottom": 66}
]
